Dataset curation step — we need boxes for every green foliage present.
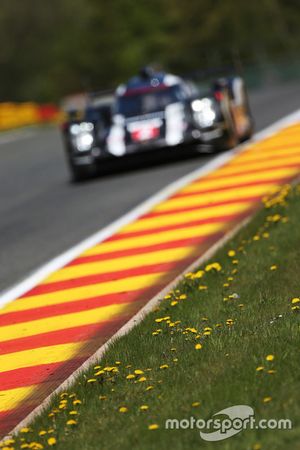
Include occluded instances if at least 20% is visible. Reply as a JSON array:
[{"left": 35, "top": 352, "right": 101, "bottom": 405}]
[{"left": 0, "top": 0, "right": 299, "bottom": 101}]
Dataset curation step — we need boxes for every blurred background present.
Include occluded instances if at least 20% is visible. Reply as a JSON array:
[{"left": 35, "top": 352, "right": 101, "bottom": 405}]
[{"left": 0, "top": 0, "right": 300, "bottom": 102}]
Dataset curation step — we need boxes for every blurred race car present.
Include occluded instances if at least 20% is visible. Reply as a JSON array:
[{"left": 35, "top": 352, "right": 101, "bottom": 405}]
[
  {"left": 62, "top": 68, "right": 253, "bottom": 181},
  {"left": 110, "top": 67, "right": 253, "bottom": 156}
]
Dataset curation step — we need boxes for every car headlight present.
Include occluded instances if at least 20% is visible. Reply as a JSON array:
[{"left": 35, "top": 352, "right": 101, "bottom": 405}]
[
  {"left": 70, "top": 122, "right": 94, "bottom": 151},
  {"left": 192, "top": 98, "right": 216, "bottom": 128}
]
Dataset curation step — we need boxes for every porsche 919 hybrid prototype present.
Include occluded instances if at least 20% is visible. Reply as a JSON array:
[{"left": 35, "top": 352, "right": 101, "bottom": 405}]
[{"left": 62, "top": 68, "right": 253, "bottom": 181}]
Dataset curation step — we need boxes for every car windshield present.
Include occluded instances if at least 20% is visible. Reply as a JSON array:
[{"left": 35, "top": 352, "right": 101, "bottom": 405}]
[{"left": 116, "top": 85, "right": 186, "bottom": 118}]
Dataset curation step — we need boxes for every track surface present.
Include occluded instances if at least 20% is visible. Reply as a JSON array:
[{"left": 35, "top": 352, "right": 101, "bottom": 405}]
[{"left": 0, "top": 82, "right": 299, "bottom": 293}]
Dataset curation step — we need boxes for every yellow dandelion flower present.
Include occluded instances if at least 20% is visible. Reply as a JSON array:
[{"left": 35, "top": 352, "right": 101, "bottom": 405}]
[
  {"left": 194, "top": 270, "right": 205, "bottom": 278},
  {"left": 87, "top": 378, "right": 97, "bottom": 383},
  {"left": 267, "top": 369, "right": 276, "bottom": 374},
  {"left": 20, "top": 428, "right": 31, "bottom": 433},
  {"left": 73, "top": 399, "right": 81, "bottom": 405},
  {"left": 145, "top": 386, "right": 154, "bottom": 391},
  {"left": 99, "top": 395, "right": 107, "bottom": 400},
  {"left": 291, "top": 298, "right": 300, "bottom": 304},
  {"left": 140, "top": 405, "right": 149, "bottom": 411},
  {"left": 232, "top": 259, "right": 239, "bottom": 265},
  {"left": 170, "top": 347, "right": 176, "bottom": 351},
  {"left": 262, "top": 396, "right": 272, "bottom": 403},
  {"left": 266, "top": 354, "right": 275, "bottom": 361},
  {"left": 173, "top": 358, "right": 178, "bottom": 362},
  {"left": 28, "top": 442, "right": 43, "bottom": 449},
  {"left": 270, "top": 265, "right": 277, "bottom": 271},
  {"left": 195, "top": 343, "right": 202, "bottom": 350},
  {"left": 148, "top": 424, "right": 159, "bottom": 430},
  {"left": 192, "top": 402, "right": 200, "bottom": 407},
  {"left": 228, "top": 250, "right": 236, "bottom": 257},
  {"left": 171, "top": 301, "right": 178, "bottom": 306},
  {"left": 119, "top": 406, "right": 128, "bottom": 413},
  {"left": 198, "top": 285, "right": 208, "bottom": 290},
  {"left": 253, "top": 444, "right": 262, "bottom": 450},
  {"left": 66, "top": 420, "right": 77, "bottom": 426},
  {"left": 94, "top": 365, "right": 101, "bottom": 370},
  {"left": 94, "top": 370, "right": 105, "bottom": 376},
  {"left": 39, "top": 431, "right": 47, "bottom": 436},
  {"left": 69, "top": 411, "right": 78, "bottom": 415},
  {"left": 134, "top": 369, "right": 144, "bottom": 375},
  {"left": 47, "top": 437, "right": 57, "bottom": 446},
  {"left": 159, "top": 364, "right": 169, "bottom": 370},
  {"left": 256, "top": 366, "right": 264, "bottom": 372},
  {"left": 292, "top": 305, "right": 300, "bottom": 311},
  {"left": 223, "top": 283, "right": 229, "bottom": 288},
  {"left": 126, "top": 374, "right": 135, "bottom": 380},
  {"left": 179, "top": 294, "right": 187, "bottom": 299},
  {"left": 138, "top": 376, "right": 147, "bottom": 382}
]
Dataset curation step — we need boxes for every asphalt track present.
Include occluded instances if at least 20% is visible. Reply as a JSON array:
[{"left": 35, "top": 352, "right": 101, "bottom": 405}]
[{"left": 0, "top": 82, "right": 300, "bottom": 294}]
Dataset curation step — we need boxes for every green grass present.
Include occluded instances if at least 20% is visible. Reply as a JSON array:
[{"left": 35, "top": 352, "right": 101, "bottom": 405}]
[{"left": 7, "top": 184, "right": 300, "bottom": 450}]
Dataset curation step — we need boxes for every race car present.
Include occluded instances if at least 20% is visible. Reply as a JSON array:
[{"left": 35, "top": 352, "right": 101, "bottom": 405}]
[
  {"left": 62, "top": 68, "right": 253, "bottom": 181},
  {"left": 109, "top": 67, "right": 253, "bottom": 156}
]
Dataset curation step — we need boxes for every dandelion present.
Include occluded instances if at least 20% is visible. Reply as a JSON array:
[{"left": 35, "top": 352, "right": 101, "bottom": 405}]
[
  {"left": 194, "top": 270, "right": 205, "bottom": 278},
  {"left": 226, "top": 319, "right": 234, "bottom": 326},
  {"left": 195, "top": 343, "right": 202, "bottom": 350},
  {"left": 119, "top": 406, "right": 128, "bottom": 413},
  {"left": 256, "top": 366, "right": 264, "bottom": 372},
  {"left": 266, "top": 354, "right": 275, "bottom": 361},
  {"left": 145, "top": 386, "right": 154, "bottom": 391},
  {"left": 291, "top": 298, "right": 300, "bottom": 304},
  {"left": 192, "top": 402, "right": 200, "bottom": 407},
  {"left": 138, "top": 376, "right": 147, "bottom": 382},
  {"left": 270, "top": 265, "right": 277, "bottom": 271},
  {"left": 253, "top": 444, "right": 262, "bottom": 450},
  {"left": 267, "top": 370, "right": 276, "bottom": 374},
  {"left": 228, "top": 250, "right": 236, "bottom": 257},
  {"left": 198, "top": 285, "right": 208, "bottom": 290},
  {"left": 171, "top": 301, "right": 178, "bottom": 306},
  {"left": 66, "top": 420, "right": 77, "bottom": 426},
  {"left": 148, "top": 424, "right": 159, "bottom": 430},
  {"left": 126, "top": 374, "right": 135, "bottom": 380},
  {"left": 223, "top": 283, "right": 229, "bottom": 288},
  {"left": 39, "top": 431, "right": 47, "bottom": 436},
  {"left": 47, "top": 437, "right": 57, "bottom": 446},
  {"left": 140, "top": 405, "right": 149, "bottom": 411},
  {"left": 73, "top": 399, "right": 81, "bottom": 405},
  {"left": 179, "top": 294, "right": 187, "bottom": 300},
  {"left": 87, "top": 378, "right": 97, "bottom": 383},
  {"left": 262, "top": 396, "right": 272, "bottom": 403},
  {"left": 99, "top": 395, "right": 107, "bottom": 400},
  {"left": 159, "top": 364, "right": 169, "bottom": 370},
  {"left": 20, "top": 428, "right": 31, "bottom": 433},
  {"left": 69, "top": 411, "right": 78, "bottom": 415}
]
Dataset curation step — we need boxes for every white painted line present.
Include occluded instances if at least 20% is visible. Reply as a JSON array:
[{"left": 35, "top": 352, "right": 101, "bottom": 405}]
[
  {"left": 1, "top": 108, "right": 300, "bottom": 310},
  {"left": 3, "top": 109, "right": 300, "bottom": 440}
]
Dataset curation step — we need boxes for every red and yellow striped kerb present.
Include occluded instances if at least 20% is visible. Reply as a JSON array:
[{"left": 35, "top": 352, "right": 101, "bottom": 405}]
[{"left": 1, "top": 122, "right": 300, "bottom": 436}]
